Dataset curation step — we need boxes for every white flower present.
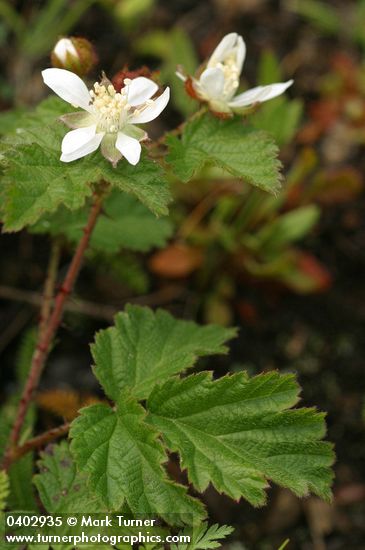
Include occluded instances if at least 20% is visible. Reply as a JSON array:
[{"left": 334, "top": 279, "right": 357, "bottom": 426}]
[
  {"left": 53, "top": 38, "right": 79, "bottom": 64},
  {"left": 42, "top": 68, "right": 170, "bottom": 166},
  {"left": 177, "top": 33, "right": 293, "bottom": 115}
]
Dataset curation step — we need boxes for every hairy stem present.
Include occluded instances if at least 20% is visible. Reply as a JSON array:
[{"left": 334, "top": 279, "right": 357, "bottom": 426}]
[
  {"left": 8, "top": 423, "right": 70, "bottom": 462},
  {"left": 2, "top": 186, "right": 107, "bottom": 470}
]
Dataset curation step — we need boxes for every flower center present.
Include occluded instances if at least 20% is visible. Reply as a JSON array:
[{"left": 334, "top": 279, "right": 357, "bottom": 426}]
[
  {"left": 89, "top": 80, "right": 156, "bottom": 134},
  {"left": 210, "top": 53, "right": 240, "bottom": 99},
  {"left": 89, "top": 81, "right": 131, "bottom": 133}
]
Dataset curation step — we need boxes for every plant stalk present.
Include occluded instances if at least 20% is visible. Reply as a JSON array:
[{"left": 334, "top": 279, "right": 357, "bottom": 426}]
[
  {"left": 7, "top": 423, "right": 70, "bottom": 463},
  {"left": 2, "top": 186, "right": 107, "bottom": 470}
]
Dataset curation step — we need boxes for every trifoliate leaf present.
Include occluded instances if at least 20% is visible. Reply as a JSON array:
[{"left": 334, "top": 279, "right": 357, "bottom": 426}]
[
  {"left": 33, "top": 440, "right": 105, "bottom": 513},
  {"left": 92, "top": 305, "right": 236, "bottom": 401},
  {"left": 147, "top": 371, "right": 334, "bottom": 507},
  {"left": 70, "top": 396, "right": 206, "bottom": 523},
  {"left": 166, "top": 114, "right": 282, "bottom": 193},
  {"left": 31, "top": 189, "right": 173, "bottom": 253}
]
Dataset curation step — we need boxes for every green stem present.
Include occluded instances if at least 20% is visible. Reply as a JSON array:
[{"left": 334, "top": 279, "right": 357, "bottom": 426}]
[{"left": 0, "top": 0, "right": 25, "bottom": 37}]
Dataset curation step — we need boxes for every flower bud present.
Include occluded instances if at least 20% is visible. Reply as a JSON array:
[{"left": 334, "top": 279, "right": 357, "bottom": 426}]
[
  {"left": 112, "top": 66, "right": 158, "bottom": 92},
  {"left": 51, "top": 37, "right": 97, "bottom": 77}
]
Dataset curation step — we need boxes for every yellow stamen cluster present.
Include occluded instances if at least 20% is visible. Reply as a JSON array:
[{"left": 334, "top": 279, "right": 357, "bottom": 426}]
[
  {"left": 210, "top": 53, "right": 240, "bottom": 98},
  {"left": 88, "top": 79, "right": 156, "bottom": 133},
  {"left": 89, "top": 81, "right": 130, "bottom": 133}
]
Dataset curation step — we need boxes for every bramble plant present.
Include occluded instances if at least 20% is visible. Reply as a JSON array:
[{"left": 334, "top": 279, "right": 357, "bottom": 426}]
[{"left": 0, "top": 32, "right": 334, "bottom": 549}]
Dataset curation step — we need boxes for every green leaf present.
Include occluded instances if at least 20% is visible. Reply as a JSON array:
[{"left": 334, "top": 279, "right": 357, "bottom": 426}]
[
  {"left": 287, "top": 0, "right": 340, "bottom": 35},
  {"left": 0, "top": 396, "right": 37, "bottom": 511},
  {"left": 1, "top": 98, "right": 171, "bottom": 232},
  {"left": 91, "top": 153, "right": 171, "bottom": 218},
  {"left": 33, "top": 440, "right": 106, "bottom": 513},
  {"left": 15, "top": 328, "right": 37, "bottom": 384},
  {"left": 92, "top": 305, "right": 236, "bottom": 401},
  {"left": 1, "top": 143, "right": 94, "bottom": 232},
  {"left": 147, "top": 371, "right": 334, "bottom": 507},
  {"left": 248, "top": 205, "right": 320, "bottom": 255},
  {"left": 166, "top": 114, "right": 282, "bottom": 193},
  {"left": 31, "top": 189, "right": 173, "bottom": 253},
  {"left": 0, "top": 97, "right": 73, "bottom": 150},
  {"left": 251, "top": 98, "right": 303, "bottom": 146},
  {"left": 8, "top": 454, "right": 38, "bottom": 512},
  {"left": 0, "top": 471, "right": 9, "bottom": 512},
  {"left": 258, "top": 50, "right": 283, "bottom": 85},
  {"left": 2, "top": 141, "right": 171, "bottom": 232},
  {"left": 172, "top": 523, "right": 234, "bottom": 550},
  {"left": 0, "top": 108, "right": 27, "bottom": 136},
  {"left": 135, "top": 28, "right": 199, "bottom": 116},
  {"left": 70, "top": 397, "right": 206, "bottom": 523},
  {"left": 94, "top": 253, "right": 149, "bottom": 294},
  {"left": 252, "top": 50, "right": 302, "bottom": 146}
]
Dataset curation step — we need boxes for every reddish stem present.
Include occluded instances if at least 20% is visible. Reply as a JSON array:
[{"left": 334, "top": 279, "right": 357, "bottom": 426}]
[
  {"left": 9, "top": 423, "right": 70, "bottom": 462},
  {"left": 2, "top": 187, "right": 106, "bottom": 470}
]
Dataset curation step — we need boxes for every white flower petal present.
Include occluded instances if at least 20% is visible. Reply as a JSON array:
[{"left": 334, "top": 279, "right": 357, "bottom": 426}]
[
  {"left": 60, "top": 132, "right": 104, "bottom": 163},
  {"left": 228, "top": 80, "right": 294, "bottom": 108},
  {"left": 199, "top": 67, "right": 225, "bottom": 99},
  {"left": 236, "top": 36, "right": 246, "bottom": 73},
  {"left": 42, "top": 68, "right": 92, "bottom": 112},
  {"left": 208, "top": 32, "right": 239, "bottom": 65},
  {"left": 54, "top": 38, "right": 78, "bottom": 63},
  {"left": 127, "top": 77, "right": 159, "bottom": 106},
  {"left": 116, "top": 132, "right": 142, "bottom": 165},
  {"left": 61, "top": 124, "right": 97, "bottom": 154},
  {"left": 129, "top": 87, "right": 170, "bottom": 124}
]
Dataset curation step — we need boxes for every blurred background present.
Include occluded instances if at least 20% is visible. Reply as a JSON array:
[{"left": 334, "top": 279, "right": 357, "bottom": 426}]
[{"left": 1, "top": 0, "right": 365, "bottom": 548}]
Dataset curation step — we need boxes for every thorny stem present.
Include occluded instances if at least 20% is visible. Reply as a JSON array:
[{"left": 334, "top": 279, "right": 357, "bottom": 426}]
[
  {"left": 2, "top": 184, "right": 108, "bottom": 471},
  {"left": 6, "top": 423, "right": 70, "bottom": 463}
]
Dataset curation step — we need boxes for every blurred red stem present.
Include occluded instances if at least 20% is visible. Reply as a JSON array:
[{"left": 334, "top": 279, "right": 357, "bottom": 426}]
[
  {"left": 8, "top": 423, "right": 70, "bottom": 462},
  {"left": 2, "top": 185, "right": 107, "bottom": 470}
]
